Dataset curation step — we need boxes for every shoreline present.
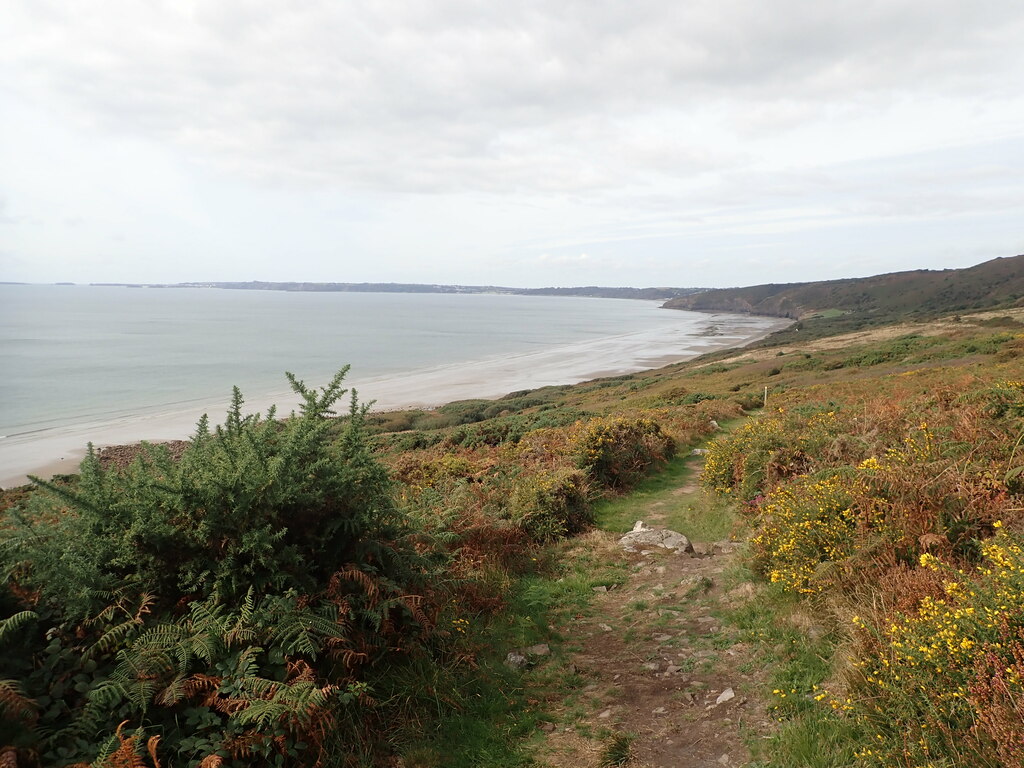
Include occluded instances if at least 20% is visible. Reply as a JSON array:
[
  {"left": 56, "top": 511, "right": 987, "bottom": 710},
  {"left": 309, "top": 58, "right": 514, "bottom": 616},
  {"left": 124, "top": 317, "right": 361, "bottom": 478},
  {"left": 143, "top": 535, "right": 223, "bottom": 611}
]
[{"left": 0, "top": 313, "right": 790, "bottom": 488}]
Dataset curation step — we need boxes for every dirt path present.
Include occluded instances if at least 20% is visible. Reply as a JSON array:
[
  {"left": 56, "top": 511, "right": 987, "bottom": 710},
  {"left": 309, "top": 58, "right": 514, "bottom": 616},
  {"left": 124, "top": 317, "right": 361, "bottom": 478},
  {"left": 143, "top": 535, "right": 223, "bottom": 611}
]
[{"left": 534, "top": 463, "right": 770, "bottom": 767}]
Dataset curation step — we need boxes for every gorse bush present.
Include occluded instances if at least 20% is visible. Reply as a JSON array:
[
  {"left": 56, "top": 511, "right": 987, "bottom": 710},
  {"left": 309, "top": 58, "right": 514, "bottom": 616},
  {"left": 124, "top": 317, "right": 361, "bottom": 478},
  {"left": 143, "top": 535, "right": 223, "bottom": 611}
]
[
  {"left": 0, "top": 371, "right": 440, "bottom": 767},
  {"left": 703, "top": 367, "right": 1024, "bottom": 767},
  {"left": 850, "top": 534, "right": 1024, "bottom": 767},
  {"left": 569, "top": 416, "right": 675, "bottom": 488},
  {"left": 750, "top": 473, "right": 861, "bottom": 594}
]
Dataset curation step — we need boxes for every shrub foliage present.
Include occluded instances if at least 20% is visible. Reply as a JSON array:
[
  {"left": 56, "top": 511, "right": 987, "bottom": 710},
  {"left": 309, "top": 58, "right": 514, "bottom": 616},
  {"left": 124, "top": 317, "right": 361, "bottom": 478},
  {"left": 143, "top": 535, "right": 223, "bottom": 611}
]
[{"left": 0, "top": 371, "right": 437, "bottom": 767}]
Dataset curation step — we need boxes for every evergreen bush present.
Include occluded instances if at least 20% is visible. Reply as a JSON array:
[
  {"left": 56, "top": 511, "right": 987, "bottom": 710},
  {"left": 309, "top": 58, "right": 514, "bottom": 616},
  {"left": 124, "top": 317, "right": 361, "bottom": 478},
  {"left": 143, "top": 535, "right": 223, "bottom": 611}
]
[{"left": 0, "top": 370, "right": 438, "bottom": 767}]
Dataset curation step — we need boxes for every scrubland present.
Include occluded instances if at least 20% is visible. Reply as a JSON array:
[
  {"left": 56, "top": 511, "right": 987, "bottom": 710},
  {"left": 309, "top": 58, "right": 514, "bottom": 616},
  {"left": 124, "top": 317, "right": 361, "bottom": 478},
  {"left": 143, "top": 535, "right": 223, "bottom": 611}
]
[{"left": 4, "top": 310, "right": 1024, "bottom": 767}]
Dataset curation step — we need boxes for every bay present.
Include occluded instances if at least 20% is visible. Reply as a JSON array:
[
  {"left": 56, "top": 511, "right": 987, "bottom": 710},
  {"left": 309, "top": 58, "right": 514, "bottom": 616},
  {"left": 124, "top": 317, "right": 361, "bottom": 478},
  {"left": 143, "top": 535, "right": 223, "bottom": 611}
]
[{"left": 0, "top": 285, "right": 788, "bottom": 485}]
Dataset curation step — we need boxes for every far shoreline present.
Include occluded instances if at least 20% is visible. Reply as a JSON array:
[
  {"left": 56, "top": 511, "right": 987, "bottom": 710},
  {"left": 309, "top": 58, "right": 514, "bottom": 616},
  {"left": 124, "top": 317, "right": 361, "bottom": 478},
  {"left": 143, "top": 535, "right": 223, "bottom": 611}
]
[{"left": 0, "top": 313, "right": 791, "bottom": 489}]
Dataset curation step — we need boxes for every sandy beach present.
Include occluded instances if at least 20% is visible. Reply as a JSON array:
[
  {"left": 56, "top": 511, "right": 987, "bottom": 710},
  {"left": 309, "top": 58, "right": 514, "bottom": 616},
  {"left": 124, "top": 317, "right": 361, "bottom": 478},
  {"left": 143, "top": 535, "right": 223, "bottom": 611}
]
[{"left": 0, "top": 313, "right": 790, "bottom": 488}]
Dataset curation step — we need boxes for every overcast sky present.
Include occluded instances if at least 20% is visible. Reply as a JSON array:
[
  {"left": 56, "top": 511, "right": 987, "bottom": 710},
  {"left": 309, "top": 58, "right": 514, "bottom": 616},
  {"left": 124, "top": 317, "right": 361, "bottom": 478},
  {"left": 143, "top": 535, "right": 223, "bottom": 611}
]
[{"left": 2, "top": 1, "right": 1023, "bottom": 288}]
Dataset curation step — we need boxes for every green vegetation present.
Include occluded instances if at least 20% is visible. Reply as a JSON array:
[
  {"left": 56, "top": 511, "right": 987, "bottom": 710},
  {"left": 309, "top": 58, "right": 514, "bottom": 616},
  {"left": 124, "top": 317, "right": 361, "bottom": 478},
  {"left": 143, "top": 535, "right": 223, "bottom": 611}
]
[
  {"left": 6, "top": 285, "right": 1024, "bottom": 766},
  {"left": 705, "top": 356, "right": 1024, "bottom": 766},
  {"left": 664, "top": 253, "right": 1024, "bottom": 342},
  {"left": 0, "top": 364, "right": 725, "bottom": 766}
]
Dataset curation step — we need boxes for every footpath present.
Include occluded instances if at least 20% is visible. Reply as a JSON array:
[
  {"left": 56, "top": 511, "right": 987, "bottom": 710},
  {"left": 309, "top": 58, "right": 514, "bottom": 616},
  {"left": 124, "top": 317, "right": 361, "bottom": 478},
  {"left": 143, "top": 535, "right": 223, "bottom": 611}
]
[{"left": 533, "top": 452, "right": 773, "bottom": 768}]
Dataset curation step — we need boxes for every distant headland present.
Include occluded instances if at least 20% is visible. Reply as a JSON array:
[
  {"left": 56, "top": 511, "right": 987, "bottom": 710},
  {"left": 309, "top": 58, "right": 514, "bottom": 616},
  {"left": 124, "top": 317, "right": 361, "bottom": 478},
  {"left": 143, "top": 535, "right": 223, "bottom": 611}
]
[{"left": 85, "top": 281, "right": 704, "bottom": 301}]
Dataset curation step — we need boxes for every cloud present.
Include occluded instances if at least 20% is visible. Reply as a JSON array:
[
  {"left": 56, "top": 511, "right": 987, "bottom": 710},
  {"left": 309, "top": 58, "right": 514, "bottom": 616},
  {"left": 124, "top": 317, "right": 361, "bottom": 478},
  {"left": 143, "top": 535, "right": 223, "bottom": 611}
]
[
  {"left": 1, "top": 1, "right": 1023, "bottom": 286},
  {"left": 4, "top": 0, "right": 1023, "bottom": 198}
]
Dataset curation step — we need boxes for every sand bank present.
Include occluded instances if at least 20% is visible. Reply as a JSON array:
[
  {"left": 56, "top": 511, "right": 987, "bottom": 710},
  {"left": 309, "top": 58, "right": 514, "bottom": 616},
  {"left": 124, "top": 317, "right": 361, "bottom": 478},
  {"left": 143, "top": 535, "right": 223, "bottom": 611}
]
[{"left": 0, "top": 313, "right": 789, "bottom": 488}]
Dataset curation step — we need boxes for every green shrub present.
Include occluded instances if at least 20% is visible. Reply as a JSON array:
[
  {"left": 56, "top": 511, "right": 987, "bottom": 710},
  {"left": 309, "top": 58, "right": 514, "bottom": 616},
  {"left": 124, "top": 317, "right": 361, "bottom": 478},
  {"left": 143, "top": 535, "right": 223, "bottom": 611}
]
[
  {"left": 511, "top": 468, "right": 592, "bottom": 542},
  {"left": 570, "top": 416, "right": 675, "bottom": 488},
  {"left": 0, "top": 371, "right": 439, "bottom": 767}
]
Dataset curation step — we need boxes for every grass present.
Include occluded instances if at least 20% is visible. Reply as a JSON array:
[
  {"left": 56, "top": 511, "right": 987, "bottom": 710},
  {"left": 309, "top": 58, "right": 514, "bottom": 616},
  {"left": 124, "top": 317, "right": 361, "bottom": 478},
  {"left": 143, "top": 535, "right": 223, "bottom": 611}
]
[
  {"left": 592, "top": 434, "right": 741, "bottom": 540},
  {"left": 397, "top": 538, "right": 631, "bottom": 766},
  {"left": 723, "top": 569, "right": 863, "bottom": 768},
  {"left": 598, "top": 732, "right": 635, "bottom": 767}
]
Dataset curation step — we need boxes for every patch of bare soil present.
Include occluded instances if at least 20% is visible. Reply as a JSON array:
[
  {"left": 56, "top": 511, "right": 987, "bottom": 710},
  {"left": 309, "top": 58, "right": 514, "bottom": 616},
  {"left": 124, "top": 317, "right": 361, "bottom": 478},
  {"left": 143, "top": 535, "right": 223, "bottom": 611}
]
[{"left": 535, "top": 534, "right": 769, "bottom": 768}]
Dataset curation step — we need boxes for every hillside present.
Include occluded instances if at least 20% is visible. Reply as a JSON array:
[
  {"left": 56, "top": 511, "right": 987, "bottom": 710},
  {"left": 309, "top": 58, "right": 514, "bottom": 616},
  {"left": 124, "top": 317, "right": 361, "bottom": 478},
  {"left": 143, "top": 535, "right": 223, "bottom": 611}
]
[
  {"left": 6, "top": 282, "right": 1024, "bottom": 766},
  {"left": 663, "top": 254, "right": 1024, "bottom": 326}
]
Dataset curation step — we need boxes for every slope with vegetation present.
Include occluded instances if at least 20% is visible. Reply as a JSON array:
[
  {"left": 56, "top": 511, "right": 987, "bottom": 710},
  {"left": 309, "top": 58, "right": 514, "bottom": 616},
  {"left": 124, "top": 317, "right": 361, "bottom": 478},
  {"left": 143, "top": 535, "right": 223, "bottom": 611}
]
[
  {"left": 663, "top": 254, "right": 1024, "bottom": 343},
  {"left": 4, "top": 263, "right": 1024, "bottom": 766}
]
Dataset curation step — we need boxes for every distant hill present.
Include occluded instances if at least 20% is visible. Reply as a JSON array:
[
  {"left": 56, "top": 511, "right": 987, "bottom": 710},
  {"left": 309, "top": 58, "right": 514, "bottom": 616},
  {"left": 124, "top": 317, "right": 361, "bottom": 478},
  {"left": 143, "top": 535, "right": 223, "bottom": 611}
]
[
  {"left": 89, "top": 281, "right": 704, "bottom": 301},
  {"left": 663, "top": 255, "right": 1024, "bottom": 336}
]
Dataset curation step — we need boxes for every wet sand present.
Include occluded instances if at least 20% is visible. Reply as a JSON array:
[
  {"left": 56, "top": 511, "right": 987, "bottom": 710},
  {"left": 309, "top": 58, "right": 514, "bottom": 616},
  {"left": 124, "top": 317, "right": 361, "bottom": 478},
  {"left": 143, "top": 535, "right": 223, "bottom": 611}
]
[{"left": 0, "top": 313, "right": 790, "bottom": 488}]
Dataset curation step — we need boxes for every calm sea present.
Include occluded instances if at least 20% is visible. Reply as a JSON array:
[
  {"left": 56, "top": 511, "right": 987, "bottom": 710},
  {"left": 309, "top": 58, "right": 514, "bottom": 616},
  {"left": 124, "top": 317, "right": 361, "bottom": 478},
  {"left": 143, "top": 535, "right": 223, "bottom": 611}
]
[{"left": 0, "top": 285, "right": 786, "bottom": 483}]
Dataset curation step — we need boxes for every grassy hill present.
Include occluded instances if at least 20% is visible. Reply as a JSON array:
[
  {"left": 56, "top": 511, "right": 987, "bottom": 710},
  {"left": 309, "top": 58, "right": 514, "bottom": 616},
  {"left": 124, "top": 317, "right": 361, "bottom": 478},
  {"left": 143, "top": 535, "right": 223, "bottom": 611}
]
[{"left": 663, "top": 254, "right": 1024, "bottom": 340}]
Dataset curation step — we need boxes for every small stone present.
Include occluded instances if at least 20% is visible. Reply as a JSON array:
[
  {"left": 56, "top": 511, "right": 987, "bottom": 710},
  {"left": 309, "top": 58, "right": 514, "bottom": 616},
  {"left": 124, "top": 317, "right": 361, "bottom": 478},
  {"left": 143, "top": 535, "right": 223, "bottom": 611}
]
[
  {"left": 539, "top": 722, "right": 556, "bottom": 732},
  {"left": 599, "top": 623, "right": 613, "bottom": 632},
  {"left": 653, "top": 633, "right": 673, "bottom": 642},
  {"left": 597, "top": 708, "right": 613, "bottom": 719},
  {"left": 664, "top": 664, "right": 682, "bottom": 675},
  {"left": 505, "top": 651, "right": 528, "bottom": 670},
  {"left": 524, "top": 643, "right": 550, "bottom": 657},
  {"left": 652, "top": 706, "right": 667, "bottom": 715},
  {"left": 718, "top": 754, "right": 731, "bottom": 765},
  {"left": 642, "top": 662, "right": 660, "bottom": 671},
  {"left": 716, "top": 688, "right": 736, "bottom": 705},
  {"left": 592, "top": 585, "right": 608, "bottom": 593}
]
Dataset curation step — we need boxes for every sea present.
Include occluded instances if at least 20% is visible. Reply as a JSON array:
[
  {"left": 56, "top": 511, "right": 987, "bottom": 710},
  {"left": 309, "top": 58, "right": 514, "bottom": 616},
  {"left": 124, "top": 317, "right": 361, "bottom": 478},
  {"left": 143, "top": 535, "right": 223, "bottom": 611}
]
[{"left": 0, "top": 284, "right": 788, "bottom": 485}]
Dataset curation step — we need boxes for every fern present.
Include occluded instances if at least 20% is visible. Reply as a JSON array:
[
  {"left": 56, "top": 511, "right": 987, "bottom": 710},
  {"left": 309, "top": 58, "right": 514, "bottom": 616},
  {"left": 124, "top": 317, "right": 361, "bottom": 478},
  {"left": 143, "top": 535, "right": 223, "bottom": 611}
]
[
  {"left": 0, "top": 678, "right": 37, "bottom": 724},
  {"left": 0, "top": 610, "right": 37, "bottom": 646}
]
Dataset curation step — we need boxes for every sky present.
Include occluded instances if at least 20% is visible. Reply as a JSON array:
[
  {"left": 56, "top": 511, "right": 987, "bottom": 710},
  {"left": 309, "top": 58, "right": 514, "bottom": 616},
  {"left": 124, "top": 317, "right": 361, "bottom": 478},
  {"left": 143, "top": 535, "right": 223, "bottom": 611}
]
[{"left": 1, "top": 1, "right": 1023, "bottom": 289}]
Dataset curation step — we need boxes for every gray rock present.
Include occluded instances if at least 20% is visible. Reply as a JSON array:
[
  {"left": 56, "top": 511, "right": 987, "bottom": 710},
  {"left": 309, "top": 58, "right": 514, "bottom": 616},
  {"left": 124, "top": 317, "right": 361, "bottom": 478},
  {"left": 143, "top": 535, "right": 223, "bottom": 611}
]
[
  {"left": 592, "top": 585, "right": 608, "bottom": 593},
  {"left": 618, "top": 522, "right": 694, "bottom": 554},
  {"left": 597, "top": 708, "right": 613, "bottom": 719},
  {"left": 691, "top": 447, "right": 708, "bottom": 455},
  {"left": 505, "top": 651, "right": 528, "bottom": 670},
  {"left": 716, "top": 688, "right": 735, "bottom": 705}
]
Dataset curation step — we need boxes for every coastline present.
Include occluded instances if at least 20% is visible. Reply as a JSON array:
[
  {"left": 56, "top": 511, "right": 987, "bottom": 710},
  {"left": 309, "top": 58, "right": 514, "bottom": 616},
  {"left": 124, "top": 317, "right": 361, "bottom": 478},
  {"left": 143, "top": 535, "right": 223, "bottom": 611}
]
[{"left": 0, "top": 313, "right": 790, "bottom": 488}]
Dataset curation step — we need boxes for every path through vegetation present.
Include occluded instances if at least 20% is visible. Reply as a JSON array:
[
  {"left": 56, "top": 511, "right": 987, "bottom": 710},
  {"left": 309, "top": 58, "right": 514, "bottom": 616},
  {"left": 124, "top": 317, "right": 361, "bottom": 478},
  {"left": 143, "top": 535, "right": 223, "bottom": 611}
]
[{"left": 532, "top": 447, "right": 774, "bottom": 767}]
